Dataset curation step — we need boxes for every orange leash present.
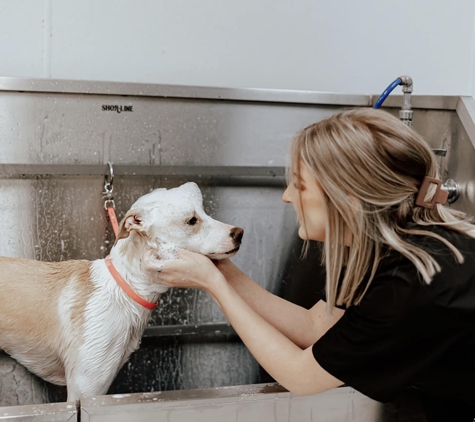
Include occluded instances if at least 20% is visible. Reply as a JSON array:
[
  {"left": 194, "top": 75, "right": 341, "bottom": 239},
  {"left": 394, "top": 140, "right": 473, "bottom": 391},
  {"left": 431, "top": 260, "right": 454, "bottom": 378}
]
[
  {"left": 102, "top": 164, "right": 156, "bottom": 309},
  {"left": 106, "top": 205, "right": 119, "bottom": 237}
]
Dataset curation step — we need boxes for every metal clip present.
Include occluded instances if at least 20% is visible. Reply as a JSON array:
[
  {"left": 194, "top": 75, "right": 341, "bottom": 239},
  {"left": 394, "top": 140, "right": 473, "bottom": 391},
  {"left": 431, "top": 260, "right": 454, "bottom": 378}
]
[
  {"left": 103, "top": 162, "right": 115, "bottom": 210},
  {"left": 104, "top": 198, "right": 116, "bottom": 211},
  {"left": 103, "top": 162, "right": 114, "bottom": 198}
]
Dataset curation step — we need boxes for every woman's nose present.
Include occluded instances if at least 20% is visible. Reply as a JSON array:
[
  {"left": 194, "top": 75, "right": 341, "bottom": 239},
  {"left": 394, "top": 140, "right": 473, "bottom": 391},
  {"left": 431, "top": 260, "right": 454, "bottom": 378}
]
[{"left": 282, "top": 186, "right": 291, "bottom": 203}]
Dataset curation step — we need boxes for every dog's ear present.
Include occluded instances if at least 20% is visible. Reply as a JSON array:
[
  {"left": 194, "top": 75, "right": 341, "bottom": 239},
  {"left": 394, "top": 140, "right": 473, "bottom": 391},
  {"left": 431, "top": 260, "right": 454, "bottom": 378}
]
[{"left": 114, "top": 209, "right": 145, "bottom": 245}]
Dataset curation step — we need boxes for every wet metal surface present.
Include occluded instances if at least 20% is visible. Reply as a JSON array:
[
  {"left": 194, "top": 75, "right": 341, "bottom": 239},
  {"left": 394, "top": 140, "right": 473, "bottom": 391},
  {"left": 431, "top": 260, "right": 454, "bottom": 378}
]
[
  {"left": 0, "top": 398, "right": 77, "bottom": 421},
  {"left": 80, "top": 384, "right": 382, "bottom": 422},
  {"left": 0, "top": 353, "right": 49, "bottom": 407},
  {"left": 0, "top": 80, "right": 473, "bottom": 421},
  {"left": 0, "top": 77, "right": 371, "bottom": 106}
]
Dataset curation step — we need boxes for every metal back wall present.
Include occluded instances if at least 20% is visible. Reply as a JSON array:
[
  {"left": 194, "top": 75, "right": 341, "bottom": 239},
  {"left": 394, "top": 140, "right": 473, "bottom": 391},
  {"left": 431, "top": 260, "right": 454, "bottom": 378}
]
[
  {"left": 0, "top": 80, "right": 360, "bottom": 404},
  {"left": 0, "top": 79, "right": 474, "bottom": 412},
  {"left": 447, "top": 98, "right": 475, "bottom": 213},
  {"left": 384, "top": 98, "right": 475, "bottom": 216}
]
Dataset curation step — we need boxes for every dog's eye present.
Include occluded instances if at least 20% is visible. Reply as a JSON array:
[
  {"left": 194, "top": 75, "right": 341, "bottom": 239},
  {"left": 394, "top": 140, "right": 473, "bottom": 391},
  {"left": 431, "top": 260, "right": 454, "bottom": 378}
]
[{"left": 187, "top": 216, "right": 198, "bottom": 226}]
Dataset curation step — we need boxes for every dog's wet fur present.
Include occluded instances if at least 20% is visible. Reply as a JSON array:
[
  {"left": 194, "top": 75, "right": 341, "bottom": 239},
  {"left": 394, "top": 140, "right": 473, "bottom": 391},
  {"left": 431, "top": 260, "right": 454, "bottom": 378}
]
[{"left": 0, "top": 182, "right": 243, "bottom": 401}]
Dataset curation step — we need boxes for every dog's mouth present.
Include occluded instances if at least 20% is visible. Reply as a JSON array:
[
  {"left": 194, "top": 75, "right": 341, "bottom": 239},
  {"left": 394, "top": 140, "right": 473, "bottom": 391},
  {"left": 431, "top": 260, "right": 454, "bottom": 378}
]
[
  {"left": 225, "top": 246, "right": 240, "bottom": 255},
  {"left": 208, "top": 245, "right": 240, "bottom": 257}
]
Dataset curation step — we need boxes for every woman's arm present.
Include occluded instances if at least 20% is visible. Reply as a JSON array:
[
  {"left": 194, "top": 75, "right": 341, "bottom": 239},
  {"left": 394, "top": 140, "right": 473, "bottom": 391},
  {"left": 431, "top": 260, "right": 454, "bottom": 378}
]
[
  {"left": 216, "top": 259, "right": 344, "bottom": 349},
  {"left": 143, "top": 250, "right": 344, "bottom": 396},
  {"left": 207, "top": 265, "right": 343, "bottom": 395}
]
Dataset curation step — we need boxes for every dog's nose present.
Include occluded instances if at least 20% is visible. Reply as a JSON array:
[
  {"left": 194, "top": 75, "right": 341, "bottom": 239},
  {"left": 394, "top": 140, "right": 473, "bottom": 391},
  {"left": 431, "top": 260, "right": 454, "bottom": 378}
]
[{"left": 230, "top": 227, "right": 244, "bottom": 243}]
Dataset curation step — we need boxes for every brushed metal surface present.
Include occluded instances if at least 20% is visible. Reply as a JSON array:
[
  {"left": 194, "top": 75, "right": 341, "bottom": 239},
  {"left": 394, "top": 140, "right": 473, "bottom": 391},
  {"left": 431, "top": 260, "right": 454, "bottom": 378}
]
[
  {"left": 0, "top": 164, "right": 285, "bottom": 187},
  {"left": 0, "top": 79, "right": 473, "bottom": 421},
  {"left": 80, "top": 384, "right": 382, "bottom": 422},
  {"left": 0, "top": 352, "right": 49, "bottom": 408},
  {"left": 456, "top": 96, "right": 475, "bottom": 150},
  {"left": 0, "top": 76, "right": 371, "bottom": 106},
  {"left": 372, "top": 94, "right": 459, "bottom": 110},
  {"left": 0, "top": 164, "right": 284, "bottom": 177},
  {"left": 0, "top": 401, "right": 77, "bottom": 421},
  {"left": 0, "top": 82, "right": 322, "bottom": 402},
  {"left": 444, "top": 105, "right": 475, "bottom": 214}
]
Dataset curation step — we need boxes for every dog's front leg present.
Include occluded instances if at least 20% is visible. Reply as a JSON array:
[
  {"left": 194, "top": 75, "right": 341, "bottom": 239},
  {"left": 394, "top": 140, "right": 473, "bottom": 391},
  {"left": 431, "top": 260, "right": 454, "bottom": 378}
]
[
  {"left": 66, "top": 387, "right": 81, "bottom": 404},
  {"left": 66, "top": 358, "right": 121, "bottom": 401},
  {"left": 66, "top": 374, "right": 114, "bottom": 402}
]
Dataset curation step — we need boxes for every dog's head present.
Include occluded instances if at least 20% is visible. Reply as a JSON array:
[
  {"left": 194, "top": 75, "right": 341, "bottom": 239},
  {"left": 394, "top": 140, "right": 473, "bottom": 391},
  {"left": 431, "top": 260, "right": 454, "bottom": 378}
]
[{"left": 115, "top": 182, "right": 243, "bottom": 260}]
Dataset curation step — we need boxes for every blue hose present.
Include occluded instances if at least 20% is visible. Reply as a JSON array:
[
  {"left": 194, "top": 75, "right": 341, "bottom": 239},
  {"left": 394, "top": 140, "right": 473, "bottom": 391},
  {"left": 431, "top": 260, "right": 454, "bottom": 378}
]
[{"left": 373, "top": 78, "right": 403, "bottom": 109}]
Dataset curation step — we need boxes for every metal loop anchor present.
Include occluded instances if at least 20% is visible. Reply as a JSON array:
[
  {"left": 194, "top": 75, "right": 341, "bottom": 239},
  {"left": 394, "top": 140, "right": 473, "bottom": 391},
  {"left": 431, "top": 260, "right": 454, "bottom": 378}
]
[{"left": 103, "top": 164, "right": 115, "bottom": 208}]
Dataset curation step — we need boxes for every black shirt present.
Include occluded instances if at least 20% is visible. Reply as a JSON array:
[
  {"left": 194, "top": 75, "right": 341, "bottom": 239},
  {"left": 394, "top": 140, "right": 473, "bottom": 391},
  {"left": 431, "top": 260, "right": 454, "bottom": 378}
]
[{"left": 312, "top": 226, "right": 475, "bottom": 419}]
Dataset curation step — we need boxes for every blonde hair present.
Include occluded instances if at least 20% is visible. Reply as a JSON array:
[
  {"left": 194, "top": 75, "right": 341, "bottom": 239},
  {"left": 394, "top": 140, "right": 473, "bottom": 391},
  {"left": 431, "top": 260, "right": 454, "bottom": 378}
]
[{"left": 288, "top": 108, "right": 475, "bottom": 310}]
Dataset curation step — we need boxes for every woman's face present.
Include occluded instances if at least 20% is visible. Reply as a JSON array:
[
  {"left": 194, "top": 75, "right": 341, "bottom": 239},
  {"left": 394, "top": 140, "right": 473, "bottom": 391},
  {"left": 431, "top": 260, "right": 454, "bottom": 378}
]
[{"left": 282, "top": 162, "right": 326, "bottom": 242}]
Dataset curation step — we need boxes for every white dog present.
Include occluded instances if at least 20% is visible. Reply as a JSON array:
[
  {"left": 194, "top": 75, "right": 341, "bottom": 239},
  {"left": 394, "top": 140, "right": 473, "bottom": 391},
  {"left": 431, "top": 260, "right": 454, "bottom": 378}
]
[{"left": 0, "top": 182, "right": 243, "bottom": 402}]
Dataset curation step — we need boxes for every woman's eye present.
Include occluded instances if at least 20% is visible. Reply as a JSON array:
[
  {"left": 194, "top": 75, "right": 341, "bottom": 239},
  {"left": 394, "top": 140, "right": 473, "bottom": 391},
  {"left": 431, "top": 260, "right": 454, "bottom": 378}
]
[{"left": 187, "top": 216, "right": 198, "bottom": 226}]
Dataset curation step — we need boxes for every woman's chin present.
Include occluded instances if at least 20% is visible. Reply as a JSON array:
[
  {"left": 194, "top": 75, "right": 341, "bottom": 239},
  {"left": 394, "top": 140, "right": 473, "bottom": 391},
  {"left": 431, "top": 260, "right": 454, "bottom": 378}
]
[
  {"left": 298, "top": 226, "right": 325, "bottom": 242},
  {"left": 297, "top": 226, "right": 309, "bottom": 240}
]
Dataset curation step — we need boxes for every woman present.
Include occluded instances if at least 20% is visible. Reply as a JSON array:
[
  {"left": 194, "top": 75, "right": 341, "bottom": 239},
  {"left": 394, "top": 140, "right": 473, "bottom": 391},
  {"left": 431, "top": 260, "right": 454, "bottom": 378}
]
[{"left": 144, "top": 108, "right": 475, "bottom": 421}]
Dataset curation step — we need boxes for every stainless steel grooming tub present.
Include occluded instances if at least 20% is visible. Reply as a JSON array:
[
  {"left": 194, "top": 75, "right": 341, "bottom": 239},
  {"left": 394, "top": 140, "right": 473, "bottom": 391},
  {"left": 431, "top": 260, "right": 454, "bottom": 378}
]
[{"left": 0, "top": 77, "right": 474, "bottom": 421}]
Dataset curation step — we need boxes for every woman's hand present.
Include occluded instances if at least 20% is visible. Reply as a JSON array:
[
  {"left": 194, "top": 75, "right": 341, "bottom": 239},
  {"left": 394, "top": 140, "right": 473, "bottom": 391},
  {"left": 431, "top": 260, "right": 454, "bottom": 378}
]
[
  {"left": 141, "top": 249, "right": 226, "bottom": 292},
  {"left": 142, "top": 249, "right": 342, "bottom": 396}
]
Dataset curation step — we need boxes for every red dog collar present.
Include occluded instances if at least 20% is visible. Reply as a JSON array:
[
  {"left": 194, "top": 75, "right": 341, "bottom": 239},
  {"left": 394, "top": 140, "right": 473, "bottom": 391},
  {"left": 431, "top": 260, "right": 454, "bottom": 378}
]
[{"left": 105, "top": 255, "right": 157, "bottom": 310}]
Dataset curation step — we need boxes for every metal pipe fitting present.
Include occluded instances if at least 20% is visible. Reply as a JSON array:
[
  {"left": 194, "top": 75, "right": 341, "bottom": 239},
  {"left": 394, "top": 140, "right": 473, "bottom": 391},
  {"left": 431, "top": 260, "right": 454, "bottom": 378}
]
[
  {"left": 398, "top": 75, "right": 413, "bottom": 126},
  {"left": 373, "top": 75, "right": 414, "bottom": 126},
  {"left": 399, "top": 75, "right": 413, "bottom": 93}
]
